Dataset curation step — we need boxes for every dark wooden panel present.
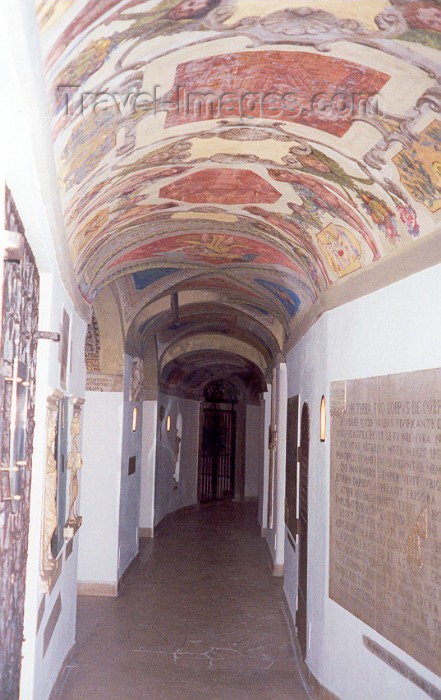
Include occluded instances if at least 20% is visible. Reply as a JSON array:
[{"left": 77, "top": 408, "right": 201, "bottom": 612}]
[
  {"left": 297, "top": 402, "right": 310, "bottom": 661},
  {"left": 128, "top": 456, "right": 136, "bottom": 475},
  {"left": 285, "top": 395, "right": 300, "bottom": 540}
]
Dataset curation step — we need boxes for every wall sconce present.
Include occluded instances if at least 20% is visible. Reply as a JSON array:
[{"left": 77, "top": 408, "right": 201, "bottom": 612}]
[
  {"left": 320, "top": 395, "right": 326, "bottom": 442},
  {"left": 132, "top": 406, "right": 138, "bottom": 432},
  {"left": 166, "top": 415, "right": 171, "bottom": 432}
]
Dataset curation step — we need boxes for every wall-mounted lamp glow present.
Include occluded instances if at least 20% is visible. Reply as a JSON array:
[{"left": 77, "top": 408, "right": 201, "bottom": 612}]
[
  {"left": 320, "top": 395, "right": 326, "bottom": 442},
  {"left": 132, "top": 406, "right": 138, "bottom": 432},
  {"left": 166, "top": 415, "right": 171, "bottom": 432}
]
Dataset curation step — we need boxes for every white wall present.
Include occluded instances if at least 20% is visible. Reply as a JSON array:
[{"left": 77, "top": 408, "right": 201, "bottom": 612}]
[
  {"left": 284, "top": 264, "right": 441, "bottom": 700},
  {"left": 139, "top": 399, "right": 158, "bottom": 531},
  {"left": 258, "top": 389, "right": 272, "bottom": 532},
  {"left": 0, "top": 4, "right": 90, "bottom": 698},
  {"left": 245, "top": 404, "right": 262, "bottom": 499},
  {"left": 22, "top": 274, "right": 87, "bottom": 700},
  {"left": 118, "top": 355, "right": 143, "bottom": 578},
  {"left": 264, "top": 364, "right": 288, "bottom": 573},
  {"left": 79, "top": 355, "right": 145, "bottom": 586},
  {"left": 77, "top": 392, "right": 123, "bottom": 586},
  {"left": 154, "top": 393, "right": 200, "bottom": 526}
]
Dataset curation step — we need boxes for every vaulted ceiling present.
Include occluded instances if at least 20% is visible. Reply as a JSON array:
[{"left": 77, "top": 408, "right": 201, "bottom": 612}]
[{"left": 36, "top": 0, "right": 441, "bottom": 379}]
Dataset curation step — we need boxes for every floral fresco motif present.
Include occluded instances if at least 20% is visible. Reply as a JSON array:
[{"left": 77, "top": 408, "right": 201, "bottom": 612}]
[
  {"left": 47, "top": 0, "right": 223, "bottom": 72},
  {"left": 255, "top": 280, "right": 301, "bottom": 319},
  {"left": 59, "top": 110, "right": 119, "bottom": 191},
  {"left": 132, "top": 268, "right": 180, "bottom": 291},
  {"left": 267, "top": 168, "right": 382, "bottom": 259},
  {"left": 316, "top": 224, "right": 362, "bottom": 278},
  {"left": 393, "top": 121, "right": 441, "bottom": 213},
  {"left": 397, "top": 1, "right": 441, "bottom": 49},
  {"left": 111, "top": 233, "right": 308, "bottom": 275}
]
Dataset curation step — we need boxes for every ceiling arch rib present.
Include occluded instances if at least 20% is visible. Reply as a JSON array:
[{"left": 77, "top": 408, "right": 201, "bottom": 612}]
[
  {"left": 36, "top": 0, "right": 441, "bottom": 366},
  {"left": 161, "top": 334, "right": 267, "bottom": 373},
  {"left": 124, "top": 290, "right": 284, "bottom": 354},
  {"left": 160, "top": 350, "right": 267, "bottom": 402},
  {"left": 138, "top": 303, "right": 279, "bottom": 360}
]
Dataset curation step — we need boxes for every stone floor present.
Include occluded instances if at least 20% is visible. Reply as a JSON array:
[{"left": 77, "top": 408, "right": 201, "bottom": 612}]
[{"left": 58, "top": 501, "right": 312, "bottom": 699}]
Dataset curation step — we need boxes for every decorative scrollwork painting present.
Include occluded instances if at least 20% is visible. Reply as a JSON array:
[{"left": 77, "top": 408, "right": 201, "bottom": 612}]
[
  {"left": 64, "top": 397, "right": 84, "bottom": 540},
  {"left": 41, "top": 393, "right": 85, "bottom": 591},
  {"left": 40, "top": 390, "right": 63, "bottom": 593}
]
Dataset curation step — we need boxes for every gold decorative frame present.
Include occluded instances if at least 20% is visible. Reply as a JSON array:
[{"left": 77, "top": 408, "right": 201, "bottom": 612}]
[
  {"left": 40, "top": 390, "right": 63, "bottom": 592},
  {"left": 40, "top": 394, "right": 85, "bottom": 592},
  {"left": 63, "top": 397, "right": 85, "bottom": 541}
]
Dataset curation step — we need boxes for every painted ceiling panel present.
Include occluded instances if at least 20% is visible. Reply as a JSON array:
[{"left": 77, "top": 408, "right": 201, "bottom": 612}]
[
  {"left": 164, "top": 51, "right": 390, "bottom": 134},
  {"left": 35, "top": 0, "right": 441, "bottom": 361},
  {"left": 159, "top": 168, "right": 282, "bottom": 203}
]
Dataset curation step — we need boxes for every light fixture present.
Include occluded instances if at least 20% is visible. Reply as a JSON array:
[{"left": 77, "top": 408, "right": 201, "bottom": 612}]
[
  {"left": 320, "top": 395, "right": 326, "bottom": 442},
  {"left": 132, "top": 406, "right": 138, "bottom": 432},
  {"left": 166, "top": 415, "right": 171, "bottom": 432}
]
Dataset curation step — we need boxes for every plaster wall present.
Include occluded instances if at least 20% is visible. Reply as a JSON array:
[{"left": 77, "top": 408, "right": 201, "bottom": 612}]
[
  {"left": 154, "top": 393, "right": 200, "bottom": 527},
  {"left": 265, "top": 365, "right": 288, "bottom": 572},
  {"left": 139, "top": 399, "right": 158, "bottom": 530},
  {"left": 22, "top": 273, "right": 87, "bottom": 700},
  {"left": 258, "top": 389, "right": 271, "bottom": 532},
  {"left": 118, "top": 355, "right": 143, "bottom": 578},
  {"left": 284, "top": 263, "right": 441, "bottom": 700},
  {"left": 0, "top": 5, "right": 89, "bottom": 698},
  {"left": 245, "top": 404, "right": 262, "bottom": 499},
  {"left": 77, "top": 392, "right": 123, "bottom": 586}
]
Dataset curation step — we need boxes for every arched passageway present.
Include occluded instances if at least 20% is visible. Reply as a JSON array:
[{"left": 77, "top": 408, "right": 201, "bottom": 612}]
[{"left": 1, "top": 1, "right": 440, "bottom": 699}]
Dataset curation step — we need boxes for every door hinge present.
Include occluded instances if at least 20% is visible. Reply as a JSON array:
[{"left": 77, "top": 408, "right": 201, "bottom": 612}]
[{"left": 36, "top": 331, "right": 60, "bottom": 342}]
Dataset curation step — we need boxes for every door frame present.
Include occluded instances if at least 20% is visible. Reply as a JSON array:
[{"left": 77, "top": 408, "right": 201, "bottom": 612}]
[{"left": 198, "top": 405, "right": 236, "bottom": 503}]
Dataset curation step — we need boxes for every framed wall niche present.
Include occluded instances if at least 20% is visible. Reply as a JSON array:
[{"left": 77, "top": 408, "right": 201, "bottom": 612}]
[{"left": 40, "top": 393, "right": 84, "bottom": 592}]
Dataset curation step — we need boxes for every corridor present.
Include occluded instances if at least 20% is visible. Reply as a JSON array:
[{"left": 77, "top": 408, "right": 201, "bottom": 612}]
[{"left": 57, "top": 503, "right": 310, "bottom": 700}]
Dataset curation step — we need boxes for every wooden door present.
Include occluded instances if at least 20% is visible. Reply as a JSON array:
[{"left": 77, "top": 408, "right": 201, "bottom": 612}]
[
  {"left": 297, "top": 401, "right": 310, "bottom": 660},
  {"left": 0, "top": 186, "right": 40, "bottom": 696},
  {"left": 200, "top": 409, "right": 236, "bottom": 502}
]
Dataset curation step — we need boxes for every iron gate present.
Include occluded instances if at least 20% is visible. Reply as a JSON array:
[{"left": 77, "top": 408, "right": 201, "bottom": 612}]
[
  {"left": 200, "top": 409, "right": 236, "bottom": 502},
  {"left": 0, "top": 186, "right": 40, "bottom": 697}
]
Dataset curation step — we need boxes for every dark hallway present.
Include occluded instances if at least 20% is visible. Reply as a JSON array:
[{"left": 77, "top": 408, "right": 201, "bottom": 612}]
[{"left": 57, "top": 503, "right": 310, "bottom": 699}]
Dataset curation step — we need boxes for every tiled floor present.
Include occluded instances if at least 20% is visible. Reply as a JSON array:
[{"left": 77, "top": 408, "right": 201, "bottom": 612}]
[{"left": 58, "top": 501, "right": 311, "bottom": 699}]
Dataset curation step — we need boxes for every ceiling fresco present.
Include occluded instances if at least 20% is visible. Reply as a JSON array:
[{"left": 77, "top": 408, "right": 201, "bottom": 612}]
[
  {"left": 138, "top": 302, "right": 280, "bottom": 362},
  {"left": 36, "top": 0, "right": 441, "bottom": 372}
]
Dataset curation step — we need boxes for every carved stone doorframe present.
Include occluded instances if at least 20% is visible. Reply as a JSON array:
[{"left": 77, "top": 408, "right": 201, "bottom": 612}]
[{"left": 40, "top": 393, "right": 85, "bottom": 593}]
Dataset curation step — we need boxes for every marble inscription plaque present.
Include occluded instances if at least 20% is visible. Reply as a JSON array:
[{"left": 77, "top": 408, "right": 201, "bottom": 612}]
[
  {"left": 330, "top": 368, "right": 441, "bottom": 676},
  {"left": 85, "top": 374, "right": 122, "bottom": 392},
  {"left": 363, "top": 637, "right": 441, "bottom": 700}
]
